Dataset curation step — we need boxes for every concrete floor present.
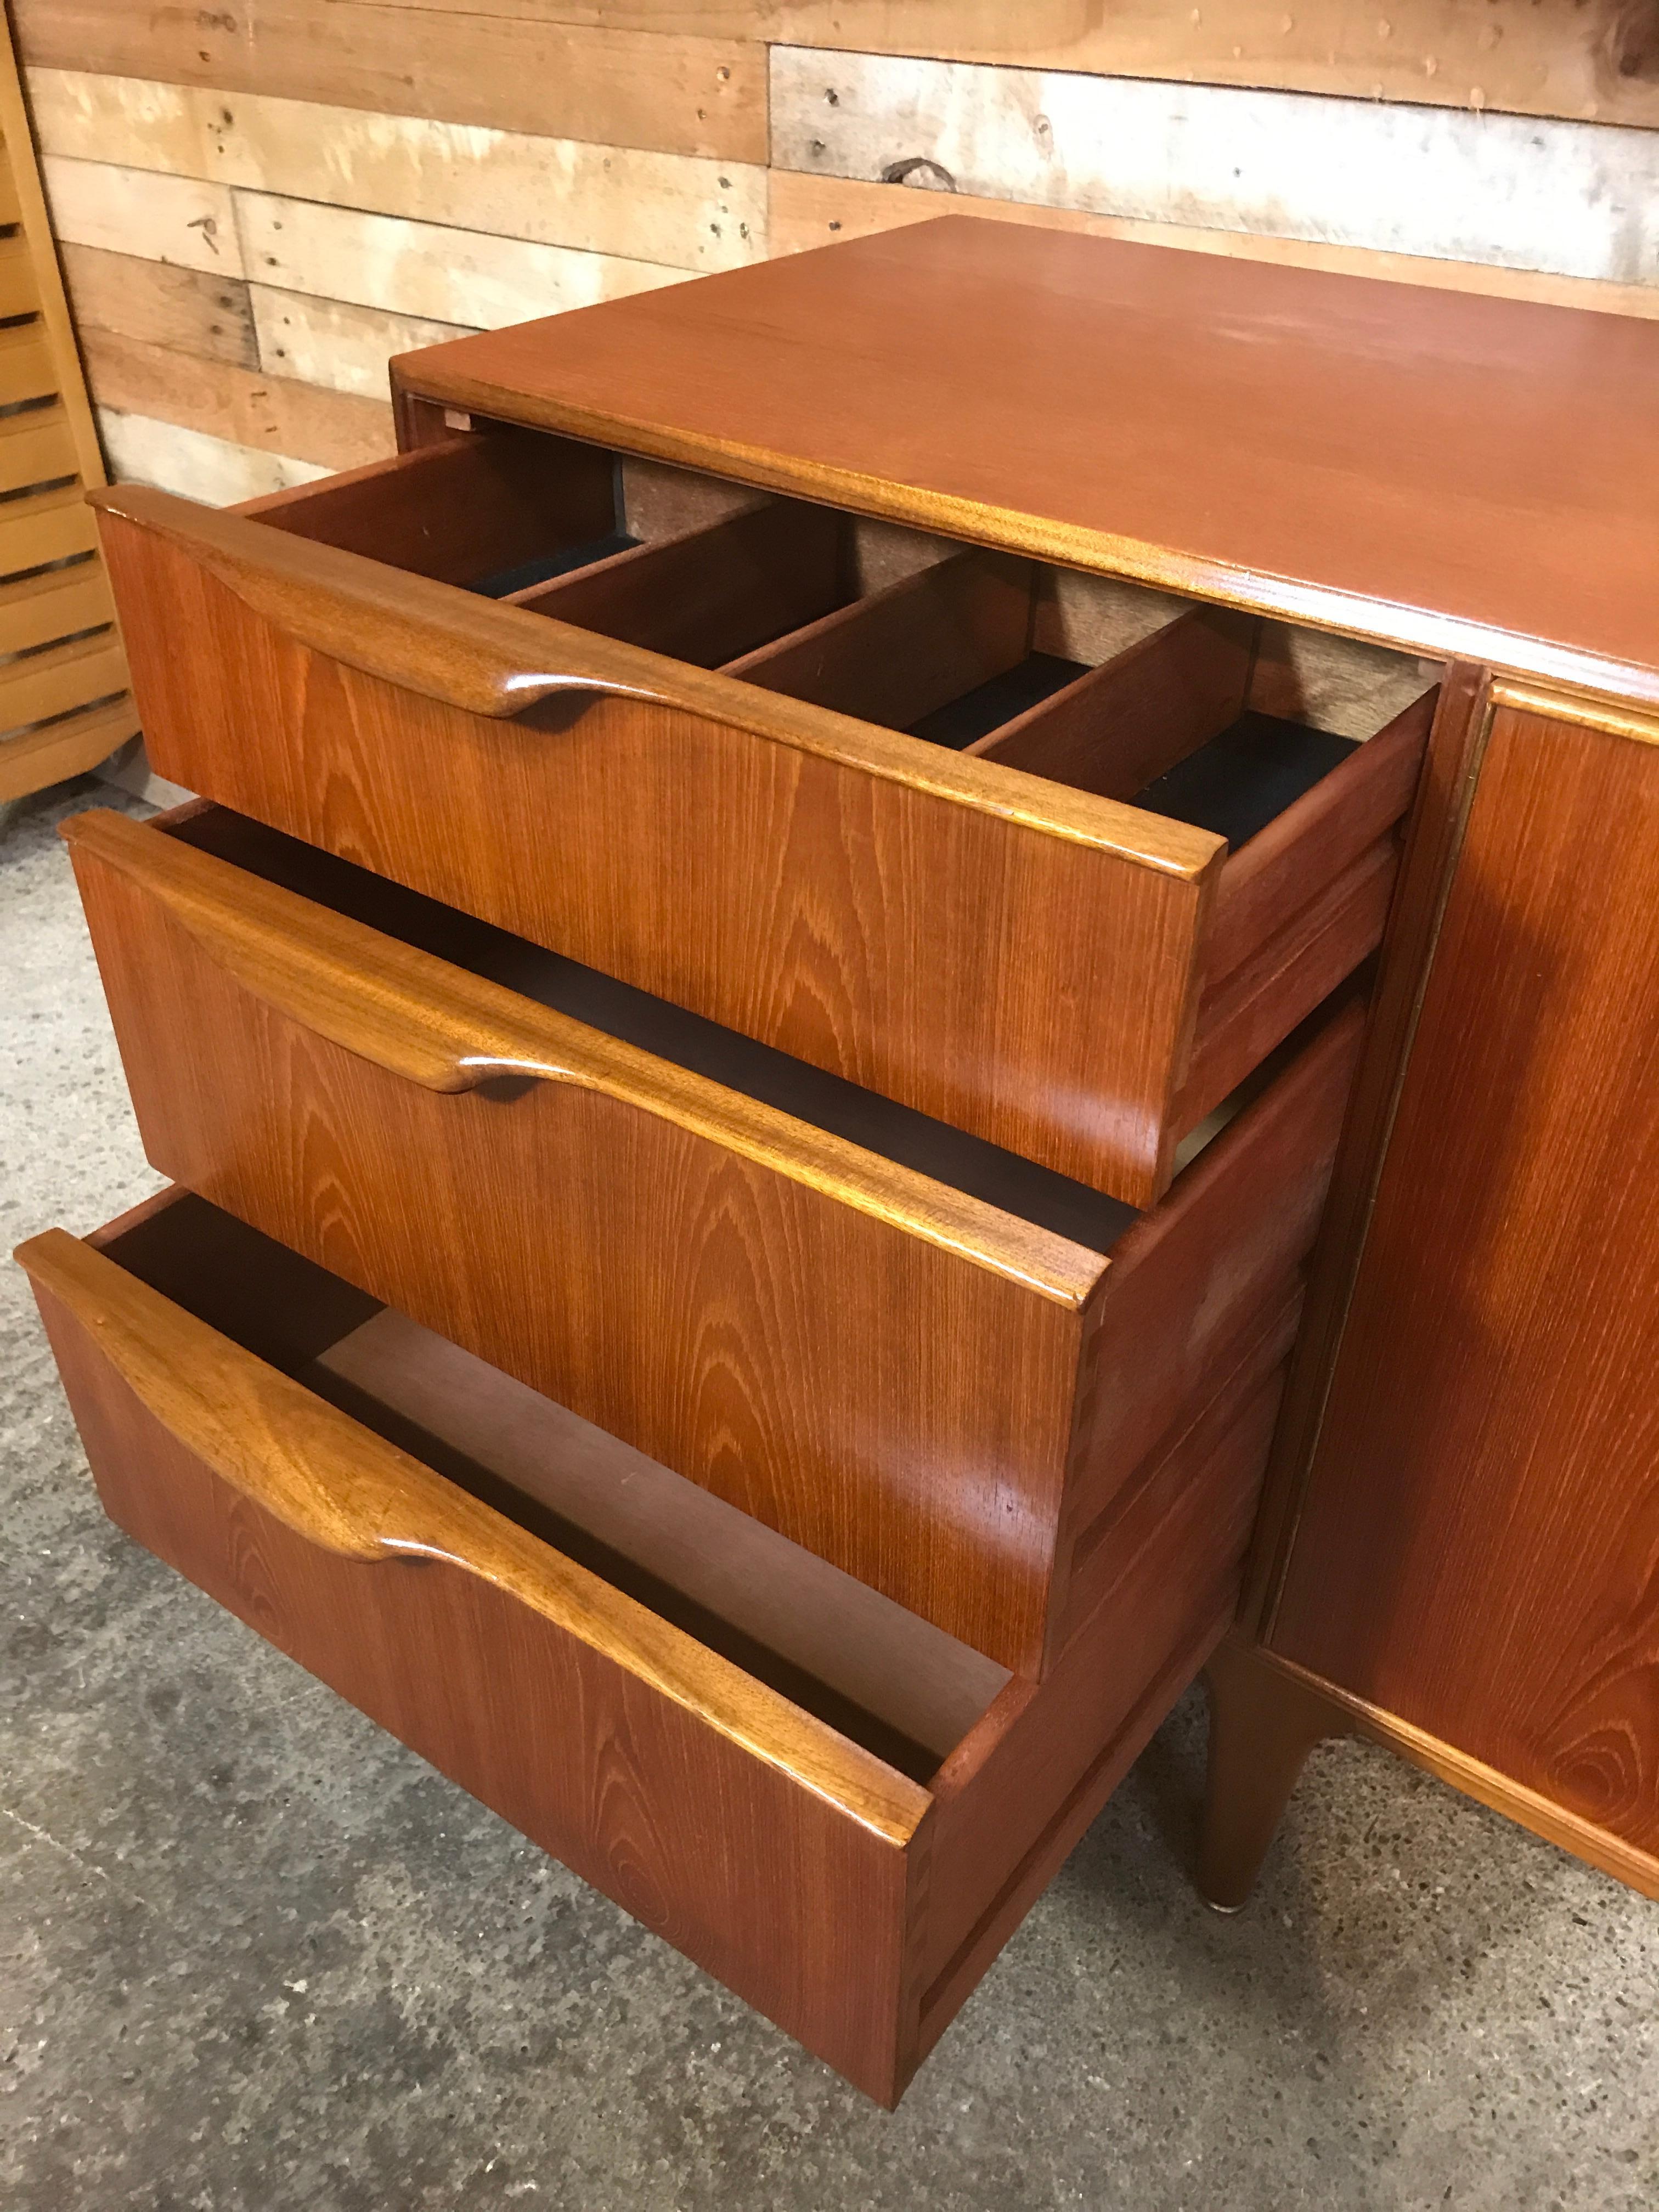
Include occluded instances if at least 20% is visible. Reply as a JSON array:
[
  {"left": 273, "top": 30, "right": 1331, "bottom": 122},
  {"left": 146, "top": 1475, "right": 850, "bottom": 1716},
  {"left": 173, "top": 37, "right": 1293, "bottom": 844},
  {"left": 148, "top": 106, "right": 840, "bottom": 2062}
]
[{"left": 2, "top": 776, "right": 1656, "bottom": 2212}]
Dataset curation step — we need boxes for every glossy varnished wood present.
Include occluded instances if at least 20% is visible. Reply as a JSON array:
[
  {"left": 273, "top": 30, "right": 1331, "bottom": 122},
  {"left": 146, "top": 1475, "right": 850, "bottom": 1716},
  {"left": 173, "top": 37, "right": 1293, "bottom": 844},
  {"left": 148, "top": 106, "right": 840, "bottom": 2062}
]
[
  {"left": 514, "top": 498, "right": 845, "bottom": 667},
  {"left": 20, "top": 1191, "right": 1288, "bottom": 2102},
  {"left": 63, "top": 806, "right": 1358, "bottom": 1675},
  {"left": 392, "top": 219, "right": 1659, "bottom": 707},
  {"left": 1269, "top": 693, "right": 1659, "bottom": 1865},
  {"left": 92, "top": 479, "right": 1231, "bottom": 1207},
  {"left": 92, "top": 470, "right": 1421, "bottom": 1203}
]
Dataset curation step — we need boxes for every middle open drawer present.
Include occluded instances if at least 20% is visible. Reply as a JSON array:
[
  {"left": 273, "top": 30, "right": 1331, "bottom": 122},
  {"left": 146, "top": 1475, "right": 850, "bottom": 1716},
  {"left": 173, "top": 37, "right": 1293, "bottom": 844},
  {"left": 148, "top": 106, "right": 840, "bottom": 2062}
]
[{"left": 65, "top": 802, "right": 1362, "bottom": 1677}]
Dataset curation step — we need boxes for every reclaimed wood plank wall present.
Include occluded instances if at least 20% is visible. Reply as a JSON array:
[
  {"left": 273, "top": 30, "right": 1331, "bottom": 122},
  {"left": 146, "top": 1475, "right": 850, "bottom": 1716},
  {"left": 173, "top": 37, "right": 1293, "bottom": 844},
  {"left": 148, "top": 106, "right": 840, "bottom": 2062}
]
[{"left": 13, "top": 1, "right": 1659, "bottom": 504}]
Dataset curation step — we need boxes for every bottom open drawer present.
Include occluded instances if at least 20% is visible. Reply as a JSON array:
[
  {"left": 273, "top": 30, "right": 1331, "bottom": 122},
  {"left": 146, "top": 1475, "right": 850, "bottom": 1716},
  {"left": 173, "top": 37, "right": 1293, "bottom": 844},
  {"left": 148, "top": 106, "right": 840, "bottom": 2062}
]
[{"left": 18, "top": 1189, "right": 1283, "bottom": 2104}]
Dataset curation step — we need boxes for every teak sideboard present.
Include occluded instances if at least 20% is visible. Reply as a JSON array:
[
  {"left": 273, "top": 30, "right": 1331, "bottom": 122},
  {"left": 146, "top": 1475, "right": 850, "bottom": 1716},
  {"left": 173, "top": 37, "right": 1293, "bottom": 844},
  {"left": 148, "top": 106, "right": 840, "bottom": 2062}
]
[{"left": 20, "top": 217, "right": 1658, "bottom": 2103}]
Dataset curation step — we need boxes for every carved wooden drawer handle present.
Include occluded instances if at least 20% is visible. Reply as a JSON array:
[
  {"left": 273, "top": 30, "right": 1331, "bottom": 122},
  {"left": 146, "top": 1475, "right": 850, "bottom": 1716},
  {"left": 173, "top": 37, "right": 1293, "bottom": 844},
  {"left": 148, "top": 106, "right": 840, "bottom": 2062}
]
[{"left": 15, "top": 1225, "right": 928, "bottom": 1841}]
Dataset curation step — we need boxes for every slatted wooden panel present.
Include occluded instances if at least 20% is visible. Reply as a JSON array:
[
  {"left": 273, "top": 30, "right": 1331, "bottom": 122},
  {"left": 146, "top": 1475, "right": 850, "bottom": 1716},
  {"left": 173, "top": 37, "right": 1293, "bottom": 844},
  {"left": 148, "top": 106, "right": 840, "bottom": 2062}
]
[
  {"left": 10, "top": 3, "right": 1657, "bottom": 510},
  {"left": 0, "top": 19, "right": 134, "bottom": 802}
]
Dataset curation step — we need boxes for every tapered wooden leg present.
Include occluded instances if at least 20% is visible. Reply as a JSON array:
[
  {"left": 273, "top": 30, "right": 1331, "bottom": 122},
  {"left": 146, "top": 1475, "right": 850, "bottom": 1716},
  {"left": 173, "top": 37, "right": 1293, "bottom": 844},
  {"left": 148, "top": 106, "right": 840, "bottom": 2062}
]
[{"left": 1198, "top": 1637, "right": 1348, "bottom": 1910}]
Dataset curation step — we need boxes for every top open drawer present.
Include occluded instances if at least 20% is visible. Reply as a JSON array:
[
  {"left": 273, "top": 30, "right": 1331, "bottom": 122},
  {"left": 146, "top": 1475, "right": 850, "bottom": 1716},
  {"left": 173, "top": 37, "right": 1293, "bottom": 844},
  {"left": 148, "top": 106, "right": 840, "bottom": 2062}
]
[{"left": 92, "top": 422, "right": 1440, "bottom": 1206}]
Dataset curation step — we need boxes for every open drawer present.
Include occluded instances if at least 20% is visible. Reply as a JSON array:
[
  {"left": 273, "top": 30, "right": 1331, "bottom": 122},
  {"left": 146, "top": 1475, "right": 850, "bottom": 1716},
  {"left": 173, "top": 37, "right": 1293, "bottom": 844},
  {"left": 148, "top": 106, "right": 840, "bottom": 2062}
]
[
  {"left": 90, "top": 422, "right": 1438, "bottom": 1207},
  {"left": 21, "top": 1187, "right": 1277, "bottom": 2103},
  {"left": 62, "top": 802, "right": 1361, "bottom": 1677}
]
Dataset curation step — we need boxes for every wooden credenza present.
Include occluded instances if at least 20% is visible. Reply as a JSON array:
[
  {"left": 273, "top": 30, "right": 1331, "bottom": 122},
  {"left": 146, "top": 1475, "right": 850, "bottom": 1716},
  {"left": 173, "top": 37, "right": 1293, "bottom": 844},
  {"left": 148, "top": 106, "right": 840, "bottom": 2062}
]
[{"left": 18, "top": 218, "right": 1658, "bottom": 2102}]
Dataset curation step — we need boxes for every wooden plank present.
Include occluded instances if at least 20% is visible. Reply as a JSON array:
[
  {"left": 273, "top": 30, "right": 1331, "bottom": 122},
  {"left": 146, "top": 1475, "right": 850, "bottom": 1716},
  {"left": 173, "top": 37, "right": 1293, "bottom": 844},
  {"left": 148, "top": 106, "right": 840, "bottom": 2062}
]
[
  {"left": 41, "top": 155, "right": 242, "bottom": 276},
  {"left": 249, "top": 287, "right": 473, "bottom": 400},
  {"left": 29, "top": 71, "right": 768, "bottom": 273},
  {"left": 13, "top": 5, "right": 766, "bottom": 163},
  {"left": 0, "top": 482, "right": 98, "bottom": 574},
  {"left": 0, "top": 628, "right": 126, "bottom": 732},
  {"left": 769, "top": 169, "right": 1659, "bottom": 324},
  {"left": 328, "top": 1, "right": 1659, "bottom": 131},
  {"left": 0, "top": 36, "right": 113, "bottom": 496},
  {"left": 0, "top": 559, "right": 115, "bottom": 654},
  {"left": 0, "top": 147, "right": 20, "bottom": 224},
  {"left": 0, "top": 324, "right": 57, "bottom": 407},
  {"left": 0, "top": 402, "right": 78, "bottom": 495},
  {"left": 98, "top": 409, "right": 327, "bottom": 505},
  {"left": 235, "top": 191, "right": 682, "bottom": 329},
  {"left": 0, "top": 230, "right": 38, "bottom": 316},
  {"left": 60, "top": 242, "right": 258, "bottom": 370},
  {"left": 770, "top": 48, "right": 1659, "bottom": 287},
  {"left": 82, "top": 330, "right": 394, "bottom": 471},
  {"left": 0, "top": 691, "right": 136, "bottom": 801}
]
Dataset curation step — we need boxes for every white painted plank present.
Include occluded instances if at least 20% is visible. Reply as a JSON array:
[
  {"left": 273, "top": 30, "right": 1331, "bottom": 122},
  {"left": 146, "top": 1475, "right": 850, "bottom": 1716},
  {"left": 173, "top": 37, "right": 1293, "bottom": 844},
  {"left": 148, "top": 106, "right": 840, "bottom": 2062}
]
[
  {"left": 97, "top": 409, "right": 327, "bottom": 504},
  {"left": 29, "top": 67, "right": 768, "bottom": 272},
  {"left": 249, "top": 287, "right": 474, "bottom": 398},
  {"left": 234, "top": 193, "right": 686, "bottom": 329},
  {"left": 40, "top": 156, "right": 241, "bottom": 276},
  {"left": 771, "top": 47, "right": 1659, "bottom": 286}
]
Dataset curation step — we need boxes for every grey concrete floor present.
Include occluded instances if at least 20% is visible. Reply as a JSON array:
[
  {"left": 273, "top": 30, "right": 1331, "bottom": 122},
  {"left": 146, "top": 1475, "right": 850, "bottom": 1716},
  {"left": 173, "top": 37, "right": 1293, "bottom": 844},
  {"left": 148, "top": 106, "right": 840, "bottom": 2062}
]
[{"left": 2, "top": 777, "right": 1656, "bottom": 2212}]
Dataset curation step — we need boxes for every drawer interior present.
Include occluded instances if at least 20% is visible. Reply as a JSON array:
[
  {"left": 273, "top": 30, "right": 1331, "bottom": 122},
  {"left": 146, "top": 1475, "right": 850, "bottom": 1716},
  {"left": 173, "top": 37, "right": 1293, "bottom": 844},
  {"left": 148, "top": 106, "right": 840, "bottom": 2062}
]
[
  {"left": 245, "top": 422, "right": 1441, "bottom": 843},
  {"left": 93, "top": 1192, "right": 1011, "bottom": 1784}
]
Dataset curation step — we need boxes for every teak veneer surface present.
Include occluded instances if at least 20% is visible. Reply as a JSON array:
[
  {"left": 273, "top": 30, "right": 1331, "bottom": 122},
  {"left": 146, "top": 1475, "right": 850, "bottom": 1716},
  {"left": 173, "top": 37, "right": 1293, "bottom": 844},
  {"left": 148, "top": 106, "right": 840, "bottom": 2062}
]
[
  {"left": 1270, "top": 697, "right": 1659, "bottom": 1861},
  {"left": 393, "top": 219, "right": 1659, "bottom": 704},
  {"left": 62, "top": 804, "right": 1360, "bottom": 1676},
  {"left": 19, "top": 1190, "right": 1272, "bottom": 2102}
]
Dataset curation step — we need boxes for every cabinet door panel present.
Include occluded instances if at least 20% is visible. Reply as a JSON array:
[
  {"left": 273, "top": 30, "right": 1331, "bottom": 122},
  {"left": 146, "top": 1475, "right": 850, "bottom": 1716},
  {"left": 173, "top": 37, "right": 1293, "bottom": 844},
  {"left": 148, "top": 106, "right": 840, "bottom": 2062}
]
[{"left": 1272, "top": 698, "right": 1659, "bottom": 1857}]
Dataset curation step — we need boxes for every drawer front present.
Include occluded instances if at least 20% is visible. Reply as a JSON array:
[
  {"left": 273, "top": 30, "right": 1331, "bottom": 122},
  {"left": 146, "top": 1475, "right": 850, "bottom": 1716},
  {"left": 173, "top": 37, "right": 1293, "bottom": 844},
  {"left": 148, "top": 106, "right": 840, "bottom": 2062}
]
[
  {"left": 64, "top": 808, "right": 1360, "bottom": 1677},
  {"left": 18, "top": 1210, "right": 925, "bottom": 2101},
  {"left": 19, "top": 1193, "right": 1288, "bottom": 2102},
  {"left": 93, "top": 478, "right": 1225, "bottom": 1210}
]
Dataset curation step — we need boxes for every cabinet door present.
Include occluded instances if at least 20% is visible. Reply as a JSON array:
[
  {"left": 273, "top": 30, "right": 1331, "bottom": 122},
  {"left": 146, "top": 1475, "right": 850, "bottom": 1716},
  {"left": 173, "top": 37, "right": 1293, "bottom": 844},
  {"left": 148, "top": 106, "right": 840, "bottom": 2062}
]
[{"left": 1271, "top": 692, "right": 1659, "bottom": 1862}]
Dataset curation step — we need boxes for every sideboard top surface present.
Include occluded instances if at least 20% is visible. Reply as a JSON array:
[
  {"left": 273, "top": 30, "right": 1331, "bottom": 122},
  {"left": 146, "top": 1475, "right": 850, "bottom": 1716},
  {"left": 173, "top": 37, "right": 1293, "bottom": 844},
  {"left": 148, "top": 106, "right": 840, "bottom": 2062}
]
[{"left": 391, "top": 216, "right": 1659, "bottom": 705}]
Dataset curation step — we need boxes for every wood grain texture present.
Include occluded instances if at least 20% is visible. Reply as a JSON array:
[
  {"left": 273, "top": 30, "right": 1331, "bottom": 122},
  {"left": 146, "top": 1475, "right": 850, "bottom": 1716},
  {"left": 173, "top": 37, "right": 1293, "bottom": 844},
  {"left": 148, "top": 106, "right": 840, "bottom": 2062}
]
[
  {"left": 80, "top": 328, "right": 394, "bottom": 470},
  {"left": 1180, "top": 837, "right": 1402, "bottom": 1130},
  {"left": 60, "top": 242, "right": 258, "bottom": 369},
  {"left": 93, "top": 483, "right": 1229, "bottom": 1207},
  {"left": 29, "top": 71, "right": 768, "bottom": 274},
  {"left": 727, "top": 549, "right": 1035, "bottom": 725},
  {"left": 770, "top": 47, "right": 1659, "bottom": 286},
  {"left": 98, "top": 410, "right": 326, "bottom": 504},
  {"left": 392, "top": 219, "right": 1659, "bottom": 705},
  {"left": 0, "top": 695, "right": 135, "bottom": 800},
  {"left": 233, "top": 191, "right": 683, "bottom": 330},
  {"left": 19, "top": 1227, "right": 926, "bottom": 2104},
  {"left": 1237, "top": 664, "right": 1489, "bottom": 1637},
  {"left": 239, "top": 428, "right": 618, "bottom": 584},
  {"left": 249, "top": 287, "right": 473, "bottom": 399},
  {"left": 22, "top": 1186, "right": 1287, "bottom": 2098},
  {"left": 1271, "top": 696, "right": 1659, "bottom": 1862},
  {"left": 766, "top": 178, "right": 1659, "bottom": 327},
  {"left": 1199, "top": 1639, "right": 1659, "bottom": 1908},
  {"left": 41, "top": 155, "right": 241, "bottom": 275},
  {"left": 348, "top": 1, "right": 1659, "bottom": 129},
  {"left": 0, "top": 22, "right": 136, "bottom": 791},
  {"left": 15, "top": 7, "right": 768, "bottom": 162},
  {"left": 0, "top": 562, "right": 114, "bottom": 655},
  {"left": 64, "top": 805, "right": 1352, "bottom": 1673},
  {"left": 979, "top": 606, "right": 1250, "bottom": 796},
  {"left": 518, "top": 498, "right": 845, "bottom": 666}
]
